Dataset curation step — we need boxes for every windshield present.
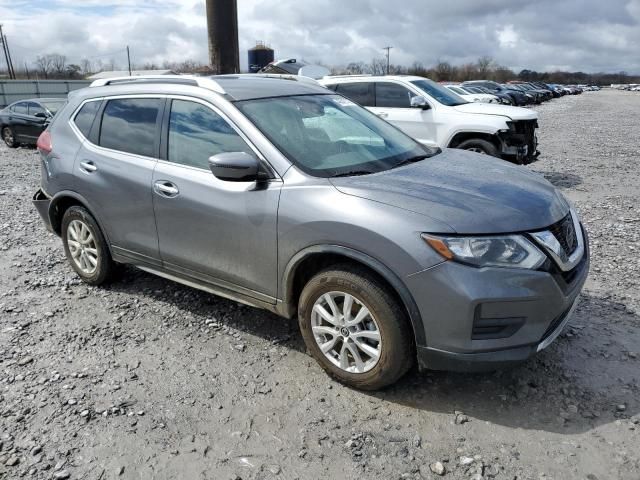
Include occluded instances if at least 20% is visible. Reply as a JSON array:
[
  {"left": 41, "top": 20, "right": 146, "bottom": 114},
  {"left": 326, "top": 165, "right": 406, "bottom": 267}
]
[
  {"left": 236, "top": 94, "right": 437, "bottom": 178},
  {"left": 41, "top": 101, "right": 65, "bottom": 115},
  {"left": 410, "top": 79, "right": 468, "bottom": 106}
]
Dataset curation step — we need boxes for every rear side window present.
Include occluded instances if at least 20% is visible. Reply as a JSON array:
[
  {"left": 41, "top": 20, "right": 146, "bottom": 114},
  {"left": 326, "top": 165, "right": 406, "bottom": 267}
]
[
  {"left": 336, "top": 83, "right": 374, "bottom": 107},
  {"left": 99, "top": 98, "right": 161, "bottom": 157},
  {"left": 375, "top": 83, "right": 414, "bottom": 108},
  {"left": 73, "top": 101, "right": 101, "bottom": 139},
  {"left": 167, "top": 99, "right": 253, "bottom": 170},
  {"left": 12, "top": 102, "right": 28, "bottom": 115}
]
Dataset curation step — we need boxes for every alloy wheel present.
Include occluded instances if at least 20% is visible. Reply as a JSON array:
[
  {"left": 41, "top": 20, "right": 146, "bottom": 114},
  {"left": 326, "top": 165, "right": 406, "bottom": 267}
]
[
  {"left": 311, "top": 291, "right": 382, "bottom": 374},
  {"left": 2, "top": 127, "right": 14, "bottom": 146},
  {"left": 66, "top": 219, "right": 99, "bottom": 275}
]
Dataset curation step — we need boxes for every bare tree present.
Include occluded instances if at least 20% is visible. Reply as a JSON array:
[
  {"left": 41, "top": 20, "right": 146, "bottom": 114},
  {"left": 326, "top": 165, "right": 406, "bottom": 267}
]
[
  {"left": 369, "top": 58, "right": 387, "bottom": 76},
  {"left": 80, "top": 58, "right": 93, "bottom": 76},
  {"left": 476, "top": 56, "right": 494, "bottom": 76},
  {"left": 434, "top": 61, "right": 454, "bottom": 81},
  {"left": 50, "top": 54, "right": 67, "bottom": 76},
  {"left": 36, "top": 55, "right": 55, "bottom": 78}
]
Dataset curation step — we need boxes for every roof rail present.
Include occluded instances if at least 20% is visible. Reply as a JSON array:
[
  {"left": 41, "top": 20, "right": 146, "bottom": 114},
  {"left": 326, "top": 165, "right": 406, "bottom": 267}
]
[
  {"left": 325, "top": 74, "right": 373, "bottom": 79},
  {"left": 231, "top": 73, "right": 321, "bottom": 86},
  {"left": 89, "top": 75, "right": 226, "bottom": 94}
]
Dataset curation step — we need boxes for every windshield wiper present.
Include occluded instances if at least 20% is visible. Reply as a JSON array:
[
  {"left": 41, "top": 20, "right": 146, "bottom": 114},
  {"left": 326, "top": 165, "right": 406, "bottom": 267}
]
[
  {"left": 392, "top": 155, "right": 430, "bottom": 169},
  {"left": 331, "top": 170, "right": 375, "bottom": 178}
]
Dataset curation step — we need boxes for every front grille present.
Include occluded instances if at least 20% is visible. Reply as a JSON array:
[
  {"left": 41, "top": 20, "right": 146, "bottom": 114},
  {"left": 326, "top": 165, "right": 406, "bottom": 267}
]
[{"left": 548, "top": 213, "right": 578, "bottom": 256}]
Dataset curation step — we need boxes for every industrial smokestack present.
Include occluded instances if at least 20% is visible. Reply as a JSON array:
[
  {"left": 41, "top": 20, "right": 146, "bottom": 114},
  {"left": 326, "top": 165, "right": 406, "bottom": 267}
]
[{"left": 206, "top": 0, "right": 240, "bottom": 74}]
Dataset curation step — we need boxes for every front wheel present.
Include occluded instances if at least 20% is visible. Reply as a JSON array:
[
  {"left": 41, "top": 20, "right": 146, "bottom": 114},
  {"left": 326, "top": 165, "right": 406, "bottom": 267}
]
[
  {"left": 298, "top": 265, "right": 414, "bottom": 390},
  {"left": 457, "top": 138, "right": 500, "bottom": 158}
]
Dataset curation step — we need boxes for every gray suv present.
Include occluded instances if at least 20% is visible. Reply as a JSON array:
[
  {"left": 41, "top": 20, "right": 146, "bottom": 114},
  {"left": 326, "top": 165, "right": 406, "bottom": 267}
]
[{"left": 33, "top": 75, "right": 589, "bottom": 390}]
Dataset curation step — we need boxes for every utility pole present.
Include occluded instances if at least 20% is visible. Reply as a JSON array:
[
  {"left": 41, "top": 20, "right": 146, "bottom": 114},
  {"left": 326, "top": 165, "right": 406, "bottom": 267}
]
[
  {"left": 5, "top": 35, "right": 15, "bottom": 79},
  {"left": 383, "top": 46, "right": 392, "bottom": 75},
  {"left": 126, "top": 45, "right": 132, "bottom": 76},
  {"left": 0, "top": 24, "right": 15, "bottom": 79}
]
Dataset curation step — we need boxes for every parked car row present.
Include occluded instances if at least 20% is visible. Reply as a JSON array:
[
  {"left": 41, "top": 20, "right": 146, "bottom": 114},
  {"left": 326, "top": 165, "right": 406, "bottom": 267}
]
[
  {"left": 0, "top": 98, "right": 66, "bottom": 148},
  {"left": 31, "top": 74, "right": 589, "bottom": 389}
]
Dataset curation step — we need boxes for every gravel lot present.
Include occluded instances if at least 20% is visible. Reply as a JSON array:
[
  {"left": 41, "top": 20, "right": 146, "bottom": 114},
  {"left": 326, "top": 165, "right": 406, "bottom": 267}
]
[{"left": 0, "top": 89, "right": 639, "bottom": 480}]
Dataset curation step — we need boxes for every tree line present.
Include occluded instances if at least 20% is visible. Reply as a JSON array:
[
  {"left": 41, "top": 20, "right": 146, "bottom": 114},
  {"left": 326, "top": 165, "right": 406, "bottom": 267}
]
[{"left": 1, "top": 53, "right": 639, "bottom": 86}]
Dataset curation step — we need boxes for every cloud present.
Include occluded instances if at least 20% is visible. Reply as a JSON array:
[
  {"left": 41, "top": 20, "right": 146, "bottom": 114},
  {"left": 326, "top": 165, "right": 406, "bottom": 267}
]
[{"left": 0, "top": 0, "right": 638, "bottom": 73}]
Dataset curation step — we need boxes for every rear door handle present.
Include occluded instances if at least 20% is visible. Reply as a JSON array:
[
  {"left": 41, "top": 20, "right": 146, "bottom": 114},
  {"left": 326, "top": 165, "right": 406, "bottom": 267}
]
[
  {"left": 376, "top": 112, "right": 389, "bottom": 118},
  {"left": 154, "top": 180, "right": 179, "bottom": 198},
  {"left": 79, "top": 161, "right": 97, "bottom": 173}
]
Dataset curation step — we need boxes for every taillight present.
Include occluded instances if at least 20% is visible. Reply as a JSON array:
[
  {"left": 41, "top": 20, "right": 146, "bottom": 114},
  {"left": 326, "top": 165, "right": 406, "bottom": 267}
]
[{"left": 37, "top": 130, "right": 52, "bottom": 155}]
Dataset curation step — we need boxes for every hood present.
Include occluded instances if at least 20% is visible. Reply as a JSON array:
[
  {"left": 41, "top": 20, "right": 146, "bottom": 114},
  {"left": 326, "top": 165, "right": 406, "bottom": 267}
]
[
  {"left": 452, "top": 102, "right": 538, "bottom": 121},
  {"left": 330, "top": 149, "right": 569, "bottom": 234}
]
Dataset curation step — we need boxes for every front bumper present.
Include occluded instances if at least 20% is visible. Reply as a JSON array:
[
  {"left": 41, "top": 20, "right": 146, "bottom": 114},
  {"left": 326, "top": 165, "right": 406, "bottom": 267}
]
[
  {"left": 408, "top": 229, "right": 589, "bottom": 372},
  {"left": 33, "top": 189, "right": 53, "bottom": 233}
]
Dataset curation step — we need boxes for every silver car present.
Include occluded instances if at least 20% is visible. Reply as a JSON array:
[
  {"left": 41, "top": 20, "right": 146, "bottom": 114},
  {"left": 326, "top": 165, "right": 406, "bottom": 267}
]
[{"left": 32, "top": 75, "right": 589, "bottom": 390}]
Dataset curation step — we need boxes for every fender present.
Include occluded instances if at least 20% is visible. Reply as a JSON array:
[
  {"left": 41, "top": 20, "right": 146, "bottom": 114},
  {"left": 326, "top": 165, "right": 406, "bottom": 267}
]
[
  {"left": 281, "top": 244, "right": 427, "bottom": 347},
  {"left": 48, "top": 190, "right": 114, "bottom": 256}
]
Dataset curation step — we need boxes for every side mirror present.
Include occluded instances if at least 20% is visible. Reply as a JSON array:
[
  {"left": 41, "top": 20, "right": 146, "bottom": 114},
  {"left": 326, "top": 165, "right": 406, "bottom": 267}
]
[
  {"left": 410, "top": 96, "right": 430, "bottom": 110},
  {"left": 208, "top": 152, "right": 266, "bottom": 182},
  {"left": 34, "top": 112, "right": 48, "bottom": 119}
]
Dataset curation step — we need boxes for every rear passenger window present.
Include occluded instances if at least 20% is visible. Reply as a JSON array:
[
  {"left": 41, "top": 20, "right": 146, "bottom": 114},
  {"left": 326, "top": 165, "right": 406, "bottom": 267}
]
[
  {"left": 336, "top": 83, "right": 374, "bottom": 107},
  {"left": 375, "top": 83, "right": 414, "bottom": 108},
  {"left": 167, "top": 99, "right": 253, "bottom": 170},
  {"left": 73, "top": 101, "right": 100, "bottom": 138},
  {"left": 12, "top": 102, "right": 28, "bottom": 115},
  {"left": 99, "top": 98, "right": 161, "bottom": 157}
]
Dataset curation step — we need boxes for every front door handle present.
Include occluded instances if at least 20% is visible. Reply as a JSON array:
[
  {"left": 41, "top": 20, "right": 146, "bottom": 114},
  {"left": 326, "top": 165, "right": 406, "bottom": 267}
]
[
  {"left": 376, "top": 112, "right": 389, "bottom": 118},
  {"left": 79, "top": 161, "right": 97, "bottom": 173},
  {"left": 154, "top": 180, "right": 179, "bottom": 198}
]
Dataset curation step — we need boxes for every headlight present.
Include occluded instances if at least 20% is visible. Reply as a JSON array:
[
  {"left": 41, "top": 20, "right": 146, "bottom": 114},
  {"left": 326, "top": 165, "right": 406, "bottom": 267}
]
[{"left": 422, "top": 234, "right": 546, "bottom": 269}]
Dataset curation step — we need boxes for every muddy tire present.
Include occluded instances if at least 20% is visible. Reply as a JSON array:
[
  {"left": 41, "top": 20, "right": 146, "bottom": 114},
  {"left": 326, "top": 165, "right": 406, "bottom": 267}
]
[
  {"left": 2, "top": 126, "right": 18, "bottom": 148},
  {"left": 457, "top": 138, "right": 500, "bottom": 158}
]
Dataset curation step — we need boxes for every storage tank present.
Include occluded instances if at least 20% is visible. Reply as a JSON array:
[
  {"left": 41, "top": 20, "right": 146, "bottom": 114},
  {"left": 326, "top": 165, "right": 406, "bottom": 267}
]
[
  {"left": 248, "top": 42, "right": 275, "bottom": 73},
  {"left": 206, "top": 0, "right": 239, "bottom": 74}
]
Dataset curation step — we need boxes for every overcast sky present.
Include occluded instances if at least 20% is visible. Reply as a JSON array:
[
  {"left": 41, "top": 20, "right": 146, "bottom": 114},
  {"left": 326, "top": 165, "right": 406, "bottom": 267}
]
[{"left": 1, "top": 0, "right": 639, "bottom": 73}]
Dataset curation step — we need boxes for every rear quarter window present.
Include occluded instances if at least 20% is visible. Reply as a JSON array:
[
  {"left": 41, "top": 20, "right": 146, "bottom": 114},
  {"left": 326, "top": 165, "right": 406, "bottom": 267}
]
[
  {"left": 73, "top": 101, "right": 101, "bottom": 139},
  {"left": 335, "top": 83, "right": 374, "bottom": 107}
]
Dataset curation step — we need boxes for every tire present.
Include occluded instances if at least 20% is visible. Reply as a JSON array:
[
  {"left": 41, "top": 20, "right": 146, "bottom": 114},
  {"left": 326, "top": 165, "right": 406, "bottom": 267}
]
[
  {"left": 2, "top": 126, "right": 18, "bottom": 148},
  {"left": 298, "top": 265, "right": 414, "bottom": 390},
  {"left": 61, "top": 206, "right": 115, "bottom": 285},
  {"left": 457, "top": 138, "right": 500, "bottom": 158}
]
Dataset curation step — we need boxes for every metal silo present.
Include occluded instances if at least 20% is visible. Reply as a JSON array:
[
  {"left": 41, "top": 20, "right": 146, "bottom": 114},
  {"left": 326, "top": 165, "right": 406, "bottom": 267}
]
[
  {"left": 206, "top": 0, "right": 239, "bottom": 74},
  {"left": 248, "top": 42, "right": 275, "bottom": 73}
]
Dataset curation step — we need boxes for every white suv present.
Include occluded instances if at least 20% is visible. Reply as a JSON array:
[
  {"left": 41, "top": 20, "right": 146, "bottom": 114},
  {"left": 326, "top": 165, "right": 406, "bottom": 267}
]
[{"left": 320, "top": 75, "right": 539, "bottom": 164}]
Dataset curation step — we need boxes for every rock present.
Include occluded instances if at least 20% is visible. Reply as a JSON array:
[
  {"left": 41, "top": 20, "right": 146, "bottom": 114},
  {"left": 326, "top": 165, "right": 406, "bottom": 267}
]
[
  {"left": 117, "top": 466, "right": 125, "bottom": 475},
  {"left": 67, "top": 399, "right": 77, "bottom": 406},
  {"left": 430, "top": 462, "right": 446, "bottom": 476},
  {"left": 616, "top": 404, "right": 627, "bottom": 412},
  {"left": 267, "top": 464, "right": 281, "bottom": 475},
  {"left": 18, "top": 356, "right": 34, "bottom": 366},
  {"left": 460, "top": 455, "right": 475, "bottom": 466},
  {"left": 53, "top": 470, "right": 71, "bottom": 479},
  {"left": 5, "top": 455, "right": 19, "bottom": 466},
  {"left": 31, "top": 446, "right": 42, "bottom": 456}
]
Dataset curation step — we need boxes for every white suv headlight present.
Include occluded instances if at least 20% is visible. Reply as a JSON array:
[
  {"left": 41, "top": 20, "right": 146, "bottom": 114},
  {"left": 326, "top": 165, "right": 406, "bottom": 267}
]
[{"left": 422, "top": 234, "right": 546, "bottom": 270}]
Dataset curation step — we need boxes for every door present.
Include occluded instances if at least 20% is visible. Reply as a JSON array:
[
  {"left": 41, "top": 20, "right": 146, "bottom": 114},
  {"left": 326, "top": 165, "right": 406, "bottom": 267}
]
[
  {"left": 371, "top": 82, "right": 438, "bottom": 147},
  {"left": 24, "top": 102, "right": 49, "bottom": 140},
  {"left": 8, "top": 102, "right": 29, "bottom": 139},
  {"left": 152, "top": 98, "right": 280, "bottom": 300},
  {"left": 74, "top": 97, "right": 162, "bottom": 264}
]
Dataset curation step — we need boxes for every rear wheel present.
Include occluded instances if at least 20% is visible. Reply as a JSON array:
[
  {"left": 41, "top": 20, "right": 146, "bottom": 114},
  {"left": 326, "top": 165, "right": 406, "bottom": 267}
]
[
  {"left": 61, "top": 206, "right": 116, "bottom": 285},
  {"left": 2, "top": 126, "right": 18, "bottom": 148},
  {"left": 298, "top": 265, "right": 414, "bottom": 390},
  {"left": 457, "top": 138, "right": 500, "bottom": 158}
]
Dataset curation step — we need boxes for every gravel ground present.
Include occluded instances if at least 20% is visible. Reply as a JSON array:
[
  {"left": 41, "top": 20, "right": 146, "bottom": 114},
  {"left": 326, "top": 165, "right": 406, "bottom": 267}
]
[{"left": 0, "top": 89, "right": 639, "bottom": 480}]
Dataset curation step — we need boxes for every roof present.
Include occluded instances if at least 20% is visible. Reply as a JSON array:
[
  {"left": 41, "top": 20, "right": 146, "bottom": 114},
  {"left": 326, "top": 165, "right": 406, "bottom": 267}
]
[
  {"left": 83, "top": 74, "right": 330, "bottom": 101},
  {"left": 321, "top": 75, "right": 426, "bottom": 84},
  {"left": 87, "top": 69, "right": 176, "bottom": 80},
  {"left": 213, "top": 75, "right": 329, "bottom": 100}
]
